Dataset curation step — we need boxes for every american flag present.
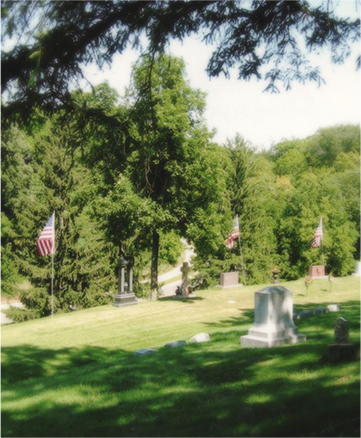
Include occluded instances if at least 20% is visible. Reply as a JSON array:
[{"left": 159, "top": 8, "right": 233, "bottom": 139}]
[
  {"left": 37, "top": 212, "right": 55, "bottom": 257},
  {"left": 226, "top": 215, "right": 241, "bottom": 249},
  {"left": 311, "top": 217, "right": 323, "bottom": 248}
]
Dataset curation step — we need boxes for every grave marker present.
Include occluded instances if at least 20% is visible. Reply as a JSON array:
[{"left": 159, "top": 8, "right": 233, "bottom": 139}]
[
  {"left": 241, "top": 285, "right": 306, "bottom": 348},
  {"left": 113, "top": 254, "right": 137, "bottom": 307},
  {"left": 180, "top": 262, "right": 190, "bottom": 297},
  {"left": 217, "top": 272, "right": 240, "bottom": 289}
]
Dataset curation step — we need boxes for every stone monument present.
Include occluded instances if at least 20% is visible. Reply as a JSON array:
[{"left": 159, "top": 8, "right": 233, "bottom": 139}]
[
  {"left": 240, "top": 285, "right": 306, "bottom": 348},
  {"left": 328, "top": 317, "right": 357, "bottom": 362},
  {"left": 217, "top": 272, "right": 240, "bottom": 289},
  {"left": 309, "top": 265, "right": 325, "bottom": 278},
  {"left": 180, "top": 262, "right": 190, "bottom": 297},
  {"left": 113, "top": 254, "right": 137, "bottom": 307}
]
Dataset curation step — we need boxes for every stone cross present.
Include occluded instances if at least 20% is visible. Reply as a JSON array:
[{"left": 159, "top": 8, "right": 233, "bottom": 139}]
[{"left": 180, "top": 262, "right": 190, "bottom": 296}]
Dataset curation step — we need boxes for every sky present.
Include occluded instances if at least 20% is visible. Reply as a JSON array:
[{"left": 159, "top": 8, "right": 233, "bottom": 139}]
[{"left": 83, "top": 1, "right": 361, "bottom": 150}]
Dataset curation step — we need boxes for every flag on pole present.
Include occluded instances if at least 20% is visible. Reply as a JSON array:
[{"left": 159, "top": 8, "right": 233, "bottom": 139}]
[
  {"left": 37, "top": 212, "right": 55, "bottom": 256},
  {"left": 226, "top": 215, "right": 240, "bottom": 249},
  {"left": 311, "top": 217, "right": 323, "bottom": 248}
]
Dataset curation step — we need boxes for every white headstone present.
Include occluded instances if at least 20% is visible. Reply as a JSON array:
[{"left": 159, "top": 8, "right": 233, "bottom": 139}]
[
  {"left": 327, "top": 304, "right": 341, "bottom": 312},
  {"left": 353, "top": 261, "right": 361, "bottom": 276},
  {"left": 189, "top": 333, "right": 210, "bottom": 343},
  {"left": 240, "top": 285, "right": 306, "bottom": 348}
]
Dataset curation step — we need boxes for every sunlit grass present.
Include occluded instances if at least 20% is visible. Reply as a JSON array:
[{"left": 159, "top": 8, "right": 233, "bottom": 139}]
[{"left": 1, "top": 276, "right": 360, "bottom": 437}]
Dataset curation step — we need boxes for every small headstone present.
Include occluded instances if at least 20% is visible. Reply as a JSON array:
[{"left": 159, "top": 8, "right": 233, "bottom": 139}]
[
  {"left": 334, "top": 317, "right": 350, "bottom": 344},
  {"left": 300, "top": 310, "right": 313, "bottom": 318},
  {"left": 217, "top": 272, "right": 240, "bottom": 289},
  {"left": 327, "top": 304, "right": 341, "bottom": 312},
  {"left": 227, "top": 300, "right": 237, "bottom": 304},
  {"left": 314, "top": 307, "right": 329, "bottom": 315},
  {"left": 164, "top": 340, "right": 187, "bottom": 348},
  {"left": 189, "top": 333, "right": 210, "bottom": 343},
  {"left": 135, "top": 348, "right": 157, "bottom": 356},
  {"left": 309, "top": 265, "right": 326, "bottom": 278}
]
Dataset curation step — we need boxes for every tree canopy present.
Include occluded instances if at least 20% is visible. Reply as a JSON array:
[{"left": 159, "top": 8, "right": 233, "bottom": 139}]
[{"left": 2, "top": 0, "right": 360, "bottom": 120}]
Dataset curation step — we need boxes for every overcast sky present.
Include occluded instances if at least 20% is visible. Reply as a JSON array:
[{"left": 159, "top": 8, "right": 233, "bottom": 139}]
[{"left": 84, "top": 1, "right": 361, "bottom": 150}]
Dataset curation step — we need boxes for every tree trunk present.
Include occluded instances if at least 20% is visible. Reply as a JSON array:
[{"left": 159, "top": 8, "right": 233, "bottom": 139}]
[{"left": 150, "top": 229, "right": 159, "bottom": 300}]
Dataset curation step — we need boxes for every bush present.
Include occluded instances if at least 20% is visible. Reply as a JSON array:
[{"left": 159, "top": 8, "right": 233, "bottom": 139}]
[{"left": 4, "top": 306, "right": 41, "bottom": 323}]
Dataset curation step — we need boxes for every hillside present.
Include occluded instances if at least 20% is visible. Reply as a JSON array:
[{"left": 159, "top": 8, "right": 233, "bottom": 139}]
[{"left": 2, "top": 276, "right": 360, "bottom": 437}]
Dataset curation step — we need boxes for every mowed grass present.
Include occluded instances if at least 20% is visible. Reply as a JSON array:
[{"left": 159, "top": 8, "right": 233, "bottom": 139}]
[{"left": 1, "top": 276, "right": 360, "bottom": 437}]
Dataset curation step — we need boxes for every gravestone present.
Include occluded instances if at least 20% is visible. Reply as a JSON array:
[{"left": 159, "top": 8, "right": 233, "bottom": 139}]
[
  {"left": 300, "top": 310, "right": 313, "bottom": 318},
  {"left": 135, "top": 348, "right": 157, "bottom": 356},
  {"left": 218, "top": 272, "right": 240, "bottom": 289},
  {"left": 189, "top": 333, "right": 210, "bottom": 343},
  {"left": 113, "top": 255, "right": 137, "bottom": 307},
  {"left": 164, "top": 340, "right": 187, "bottom": 348},
  {"left": 327, "top": 304, "right": 341, "bottom": 312},
  {"left": 240, "top": 285, "right": 306, "bottom": 348},
  {"left": 328, "top": 317, "right": 357, "bottom": 362},
  {"left": 352, "top": 261, "right": 361, "bottom": 276},
  {"left": 314, "top": 307, "right": 329, "bottom": 315},
  {"left": 309, "top": 265, "right": 325, "bottom": 278}
]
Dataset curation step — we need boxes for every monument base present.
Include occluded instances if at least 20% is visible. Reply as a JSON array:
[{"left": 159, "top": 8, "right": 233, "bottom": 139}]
[
  {"left": 328, "top": 343, "right": 357, "bottom": 363},
  {"left": 216, "top": 284, "right": 243, "bottom": 289},
  {"left": 241, "top": 326, "right": 306, "bottom": 348},
  {"left": 172, "top": 293, "right": 196, "bottom": 300},
  {"left": 113, "top": 292, "right": 137, "bottom": 307}
]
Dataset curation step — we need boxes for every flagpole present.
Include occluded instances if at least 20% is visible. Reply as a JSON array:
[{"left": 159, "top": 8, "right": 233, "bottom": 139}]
[
  {"left": 235, "top": 215, "right": 246, "bottom": 286},
  {"left": 51, "top": 252, "right": 54, "bottom": 317},
  {"left": 321, "top": 216, "right": 325, "bottom": 267},
  {"left": 51, "top": 210, "right": 55, "bottom": 318},
  {"left": 238, "top": 235, "right": 246, "bottom": 285}
]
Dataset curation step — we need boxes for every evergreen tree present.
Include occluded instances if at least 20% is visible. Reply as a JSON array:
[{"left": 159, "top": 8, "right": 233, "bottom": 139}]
[{"left": 1, "top": 118, "right": 117, "bottom": 320}]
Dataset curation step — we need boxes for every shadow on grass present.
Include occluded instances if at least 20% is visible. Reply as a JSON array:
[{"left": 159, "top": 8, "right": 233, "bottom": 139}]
[
  {"left": 158, "top": 296, "right": 204, "bottom": 304},
  {"left": 1, "top": 300, "right": 360, "bottom": 437}
]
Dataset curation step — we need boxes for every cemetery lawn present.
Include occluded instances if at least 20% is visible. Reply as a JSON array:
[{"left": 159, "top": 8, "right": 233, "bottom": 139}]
[{"left": 2, "top": 276, "right": 360, "bottom": 437}]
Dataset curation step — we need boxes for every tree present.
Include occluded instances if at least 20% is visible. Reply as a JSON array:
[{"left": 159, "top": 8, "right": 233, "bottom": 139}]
[
  {"left": 99, "top": 55, "right": 232, "bottom": 297},
  {"left": 1, "top": 118, "right": 118, "bottom": 320},
  {"left": 2, "top": 1, "right": 360, "bottom": 121}
]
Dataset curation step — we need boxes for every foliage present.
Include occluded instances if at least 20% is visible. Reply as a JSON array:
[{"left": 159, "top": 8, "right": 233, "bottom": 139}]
[
  {"left": 159, "top": 231, "right": 183, "bottom": 266},
  {"left": 3, "top": 306, "right": 40, "bottom": 323},
  {"left": 270, "top": 125, "right": 360, "bottom": 279},
  {"left": 2, "top": 1, "right": 360, "bottom": 120},
  {"left": 1, "top": 63, "right": 359, "bottom": 314},
  {"left": 1, "top": 120, "right": 117, "bottom": 319}
]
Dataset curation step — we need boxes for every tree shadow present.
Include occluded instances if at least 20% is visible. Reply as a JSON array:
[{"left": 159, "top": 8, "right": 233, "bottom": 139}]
[
  {"left": 158, "top": 296, "right": 204, "bottom": 304},
  {"left": 1, "top": 300, "right": 360, "bottom": 437}
]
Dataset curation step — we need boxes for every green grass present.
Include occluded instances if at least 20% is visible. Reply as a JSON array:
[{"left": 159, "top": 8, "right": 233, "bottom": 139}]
[{"left": 2, "top": 276, "right": 360, "bottom": 437}]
